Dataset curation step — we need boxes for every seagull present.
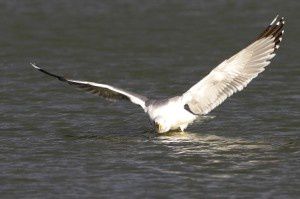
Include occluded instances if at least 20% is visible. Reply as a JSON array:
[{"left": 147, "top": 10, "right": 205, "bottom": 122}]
[{"left": 31, "top": 16, "right": 285, "bottom": 133}]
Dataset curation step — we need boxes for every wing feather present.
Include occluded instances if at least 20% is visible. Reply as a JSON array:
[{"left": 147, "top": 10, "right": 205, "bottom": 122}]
[
  {"left": 182, "top": 16, "right": 285, "bottom": 115},
  {"left": 31, "top": 63, "right": 148, "bottom": 110}
]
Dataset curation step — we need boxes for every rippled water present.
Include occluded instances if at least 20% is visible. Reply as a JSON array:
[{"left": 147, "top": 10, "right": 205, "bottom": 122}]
[{"left": 1, "top": 1, "right": 300, "bottom": 198}]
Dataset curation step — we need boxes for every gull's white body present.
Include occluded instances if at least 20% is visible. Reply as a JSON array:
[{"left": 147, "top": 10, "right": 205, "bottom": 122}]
[
  {"left": 146, "top": 96, "right": 197, "bottom": 132},
  {"left": 31, "top": 16, "right": 285, "bottom": 133}
]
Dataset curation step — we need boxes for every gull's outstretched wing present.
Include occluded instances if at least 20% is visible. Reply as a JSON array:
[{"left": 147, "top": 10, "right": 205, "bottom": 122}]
[
  {"left": 31, "top": 63, "right": 148, "bottom": 110},
  {"left": 182, "top": 15, "right": 285, "bottom": 115}
]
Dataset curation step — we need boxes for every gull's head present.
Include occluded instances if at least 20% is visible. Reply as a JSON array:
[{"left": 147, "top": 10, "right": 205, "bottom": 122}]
[{"left": 154, "top": 117, "right": 169, "bottom": 133}]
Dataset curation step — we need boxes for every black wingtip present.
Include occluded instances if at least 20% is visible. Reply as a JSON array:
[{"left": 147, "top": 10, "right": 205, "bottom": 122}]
[
  {"left": 256, "top": 15, "right": 285, "bottom": 52},
  {"left": 30, "top": 63, "right": 66, "bottom": 82}
]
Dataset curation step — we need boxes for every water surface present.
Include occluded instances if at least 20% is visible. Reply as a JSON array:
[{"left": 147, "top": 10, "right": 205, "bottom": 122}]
[{"left": 1, "top": 1, "right": 299, "bottom": 198}]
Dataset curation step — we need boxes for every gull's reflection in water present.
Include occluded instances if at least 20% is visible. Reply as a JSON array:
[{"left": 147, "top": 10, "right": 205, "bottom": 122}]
[
  {"left": 154, "top": 131, "right": 273, "bottom": 154},
  {"left": 151, "top": 115, "right": 273, "bottom": 158},
  {"left": 149, "top": 130, "right": 283, "bottom": 179},
  {"left": 151, "top": 129, "right": 280, "bottom": 172}
]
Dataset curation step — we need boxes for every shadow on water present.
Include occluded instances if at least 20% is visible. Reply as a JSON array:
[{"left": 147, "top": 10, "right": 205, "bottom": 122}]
[
  {"left": 54, "top": 119, "right": 296, "bottom": 192},
  {"left": 62, "top": 125, "right": 275, "bottom": 156},
  {"left": 60, "top": 115, "right": 216, "bottom": 142},
  {"left": 60, "top": 112, "right": 294, "bottom": 173}
]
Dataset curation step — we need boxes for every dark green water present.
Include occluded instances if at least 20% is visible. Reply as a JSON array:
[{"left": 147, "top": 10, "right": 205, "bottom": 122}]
[{"left": 1, "top": 1, "right": 300, "bottom": 198}]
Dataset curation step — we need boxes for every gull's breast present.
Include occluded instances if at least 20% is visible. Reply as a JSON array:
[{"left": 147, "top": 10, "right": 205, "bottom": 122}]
[{"left": 147, "top": 97, "right": 197, "bottom": 128}]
